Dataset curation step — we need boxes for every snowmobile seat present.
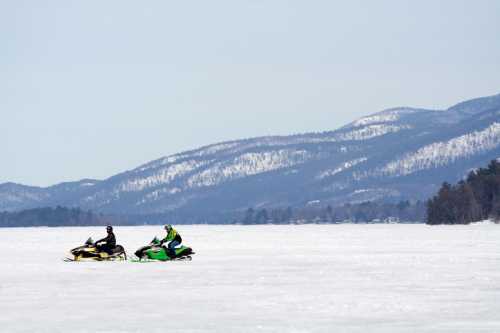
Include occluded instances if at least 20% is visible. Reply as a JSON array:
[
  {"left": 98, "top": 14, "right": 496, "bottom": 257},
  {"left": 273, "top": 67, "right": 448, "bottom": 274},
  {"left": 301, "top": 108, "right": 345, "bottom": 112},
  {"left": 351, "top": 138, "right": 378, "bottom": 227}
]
[{"left": 110, "top": 245, "right": 126, "bottom": 255}]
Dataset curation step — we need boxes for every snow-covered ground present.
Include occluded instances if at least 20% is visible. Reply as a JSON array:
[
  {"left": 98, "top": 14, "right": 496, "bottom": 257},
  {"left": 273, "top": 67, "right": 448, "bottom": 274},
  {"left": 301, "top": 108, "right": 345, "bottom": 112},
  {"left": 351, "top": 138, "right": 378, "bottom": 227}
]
[{"left": 1, "top": 224, "right": 500, "bottom": 332}]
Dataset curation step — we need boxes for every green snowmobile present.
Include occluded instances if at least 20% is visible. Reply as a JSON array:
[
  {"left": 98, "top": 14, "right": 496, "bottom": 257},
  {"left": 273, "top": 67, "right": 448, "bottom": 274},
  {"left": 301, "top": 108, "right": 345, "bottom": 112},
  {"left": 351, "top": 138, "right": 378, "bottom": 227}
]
[{"left": 133, "top": 237, "right": 194, "bottom": 262}]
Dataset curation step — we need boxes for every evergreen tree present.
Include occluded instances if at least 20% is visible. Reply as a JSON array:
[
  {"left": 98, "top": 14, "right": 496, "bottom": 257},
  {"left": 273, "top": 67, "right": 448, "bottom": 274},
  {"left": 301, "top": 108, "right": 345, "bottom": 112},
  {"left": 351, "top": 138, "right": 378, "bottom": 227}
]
[{"left": 427, "top": 160, "right": 500, "bottom": 224}]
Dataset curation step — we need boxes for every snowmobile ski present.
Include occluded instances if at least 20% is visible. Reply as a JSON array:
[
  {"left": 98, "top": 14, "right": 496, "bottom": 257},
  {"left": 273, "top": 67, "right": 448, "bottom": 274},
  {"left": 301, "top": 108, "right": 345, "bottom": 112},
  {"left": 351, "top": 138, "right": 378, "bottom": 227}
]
[{"left": 130, "top": 255, "right": 193, "bottom": 263}]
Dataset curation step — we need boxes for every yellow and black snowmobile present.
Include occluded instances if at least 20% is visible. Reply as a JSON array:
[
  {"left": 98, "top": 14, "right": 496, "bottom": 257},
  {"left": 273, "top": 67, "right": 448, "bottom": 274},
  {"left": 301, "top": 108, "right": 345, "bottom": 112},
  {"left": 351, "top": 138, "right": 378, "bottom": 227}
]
[{"left": 65, "top": 237, "right": 127, "bottom": 262}]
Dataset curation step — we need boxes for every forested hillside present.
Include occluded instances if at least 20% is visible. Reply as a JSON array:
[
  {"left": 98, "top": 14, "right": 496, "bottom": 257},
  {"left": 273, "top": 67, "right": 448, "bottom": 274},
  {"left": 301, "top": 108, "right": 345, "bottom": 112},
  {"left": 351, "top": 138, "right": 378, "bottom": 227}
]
[
  {"left": 1, "top": 93, "right": 499, "bottom": 218},
  {"left": 427, "top": 160, "right": 500, "bottom": 224}
]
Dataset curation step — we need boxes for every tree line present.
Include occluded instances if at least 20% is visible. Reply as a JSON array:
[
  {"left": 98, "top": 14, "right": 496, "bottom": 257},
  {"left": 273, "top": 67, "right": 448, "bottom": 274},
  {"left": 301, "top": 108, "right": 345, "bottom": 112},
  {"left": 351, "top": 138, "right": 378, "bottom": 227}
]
[
  {"left": 0, "top": 200, "right": 427, "bottom": 227},
  {"left": 0, "top": 206, "right": 117, "bottom": 227},
  {"left": 427, "top": 159, "right": 500, "bottom": 225},
  {"left": 237, "top": 200, "right": 426, "bottom": 224}
]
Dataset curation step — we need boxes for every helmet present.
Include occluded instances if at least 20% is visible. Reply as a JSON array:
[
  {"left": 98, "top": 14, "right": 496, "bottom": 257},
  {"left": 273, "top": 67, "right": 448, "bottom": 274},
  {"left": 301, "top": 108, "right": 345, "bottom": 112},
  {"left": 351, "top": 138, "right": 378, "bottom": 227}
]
[
  {"left": 164, "top": 224, "right": 172, "bottom": 231},
  {"left": 106, "top": 225, "right": 113, "bottom": 232}
]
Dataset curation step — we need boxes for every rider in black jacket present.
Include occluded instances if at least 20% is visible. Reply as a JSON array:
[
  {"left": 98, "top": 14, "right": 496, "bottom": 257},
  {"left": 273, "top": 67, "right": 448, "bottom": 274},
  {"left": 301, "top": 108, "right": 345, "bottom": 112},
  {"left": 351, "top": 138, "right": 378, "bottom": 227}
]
[{"left": 95, "top": 226, "right": 116, "bottom": 254}]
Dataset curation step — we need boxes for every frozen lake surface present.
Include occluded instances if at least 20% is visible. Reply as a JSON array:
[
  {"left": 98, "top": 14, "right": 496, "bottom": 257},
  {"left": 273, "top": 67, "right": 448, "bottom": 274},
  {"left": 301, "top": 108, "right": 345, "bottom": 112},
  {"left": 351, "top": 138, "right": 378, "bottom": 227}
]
[{"left": 1, "top": 224, "right": 500, "bottom": 332}]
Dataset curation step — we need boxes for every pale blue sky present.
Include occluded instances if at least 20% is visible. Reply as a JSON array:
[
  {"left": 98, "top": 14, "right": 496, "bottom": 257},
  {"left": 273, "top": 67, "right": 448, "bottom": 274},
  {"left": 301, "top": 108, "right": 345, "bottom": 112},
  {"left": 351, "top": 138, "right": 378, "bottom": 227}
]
[{"left": 2, "top": 0, "right": 500, "bottom": 186}]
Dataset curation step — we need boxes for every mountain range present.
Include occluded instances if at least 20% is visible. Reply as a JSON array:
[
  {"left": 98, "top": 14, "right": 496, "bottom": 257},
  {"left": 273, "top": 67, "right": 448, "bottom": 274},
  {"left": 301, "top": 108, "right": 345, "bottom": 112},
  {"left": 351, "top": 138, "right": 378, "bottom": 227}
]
[{"left": 2, "top": 93, "right": 500, "bottom": 219}]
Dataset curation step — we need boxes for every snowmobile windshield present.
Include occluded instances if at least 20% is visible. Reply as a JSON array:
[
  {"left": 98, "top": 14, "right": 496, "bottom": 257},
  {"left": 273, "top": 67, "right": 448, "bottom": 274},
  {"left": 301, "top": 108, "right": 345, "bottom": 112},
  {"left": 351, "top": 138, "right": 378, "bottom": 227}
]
[
  {"left": 85, "top": 237, "right": 94, "bottom": 245},
  {"left": 151, "top": 237, "right": 160, "bottom": 245}
]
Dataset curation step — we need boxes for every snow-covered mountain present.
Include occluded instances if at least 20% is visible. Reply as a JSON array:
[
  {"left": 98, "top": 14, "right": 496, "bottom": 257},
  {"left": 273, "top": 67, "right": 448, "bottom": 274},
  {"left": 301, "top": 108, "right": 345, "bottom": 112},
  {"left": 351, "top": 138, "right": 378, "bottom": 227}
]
[{"left": 2, "top": 93, "right": 500, "bottom": 215}]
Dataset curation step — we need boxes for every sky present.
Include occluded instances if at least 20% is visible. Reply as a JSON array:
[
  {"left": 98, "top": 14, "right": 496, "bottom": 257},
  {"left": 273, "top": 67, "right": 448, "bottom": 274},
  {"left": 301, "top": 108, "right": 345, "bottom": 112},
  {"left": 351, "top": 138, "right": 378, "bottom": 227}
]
[{"left": 1, "top": 0, "right": 500, "bottom": 187}]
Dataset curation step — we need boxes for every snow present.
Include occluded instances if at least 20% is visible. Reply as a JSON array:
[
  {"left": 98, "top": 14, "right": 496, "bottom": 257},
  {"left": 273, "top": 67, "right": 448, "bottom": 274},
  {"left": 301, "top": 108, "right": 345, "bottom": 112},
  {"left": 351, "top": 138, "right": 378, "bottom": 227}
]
[
  {"left": 119, "top": 160, "right": 208, "bottom": 192},
  {"left": 186, "top": 150, "right": 313, "bottom": 188},
  {"left": 136, "top": 155, "right": 183, "bottom": 172},
  {"left": 347, "top": 188, "right": 401, "bottom": 203},
  {"left": 346, "top": 108, "right": 425, "bottom": 128},
  {"left": 381, "top": 122, "right": 500, "bottom": 176},
  {"left": 1, "top": 224, "right": 500, "bottom": 332},
  {"left": 138, "top": 187, "right": 181, "bottom": 204},
  {"left": 317, "top": 158, "right": 367, "bottom": 179},
  {"left": 352, "top": 113, "right": 400, "bottom": 127},
  {"left": 336, "top": 124, "right": 411, "bottom": 141},
  {"left": 191, "top": 142, "right": 242, "bottom": 156}
]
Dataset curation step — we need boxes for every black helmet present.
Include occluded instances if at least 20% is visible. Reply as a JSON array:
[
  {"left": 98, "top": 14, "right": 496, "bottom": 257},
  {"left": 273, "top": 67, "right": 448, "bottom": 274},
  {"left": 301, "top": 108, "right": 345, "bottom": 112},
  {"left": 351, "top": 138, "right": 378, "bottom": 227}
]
[
  {"left": 106, "top": 225, "right": 113, "bottom": 232},
  {"left": 164, "top": 224, "right": 172, "bottom": 231}
]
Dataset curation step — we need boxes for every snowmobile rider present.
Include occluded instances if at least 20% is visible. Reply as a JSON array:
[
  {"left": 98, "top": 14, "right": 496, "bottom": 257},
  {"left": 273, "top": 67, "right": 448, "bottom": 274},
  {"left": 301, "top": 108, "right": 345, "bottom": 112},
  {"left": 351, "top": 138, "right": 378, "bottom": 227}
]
[
  {"left": 94, "top": 225, "right": 116, "bottom": 254},
  {"left": 160, "top": 224, "right": 182, "bottom": 259}
]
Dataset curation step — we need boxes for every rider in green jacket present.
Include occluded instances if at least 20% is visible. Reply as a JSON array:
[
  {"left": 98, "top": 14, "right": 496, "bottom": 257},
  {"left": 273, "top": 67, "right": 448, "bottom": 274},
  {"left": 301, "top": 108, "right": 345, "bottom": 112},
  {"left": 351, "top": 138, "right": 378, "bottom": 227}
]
[{"left": 159, "top": 224, "right": 182, "bottom": 259}]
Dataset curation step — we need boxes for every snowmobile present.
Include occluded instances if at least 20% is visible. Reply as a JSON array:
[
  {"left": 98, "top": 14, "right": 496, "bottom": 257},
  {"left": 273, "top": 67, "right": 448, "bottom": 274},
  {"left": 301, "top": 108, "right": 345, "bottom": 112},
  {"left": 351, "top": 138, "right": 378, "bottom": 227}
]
[
  {"left": 133, "top": 237, "right": 194, "bottom": 262},
  {"left": 65, "top": 237, "right": 127, "bottom": 262}
]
